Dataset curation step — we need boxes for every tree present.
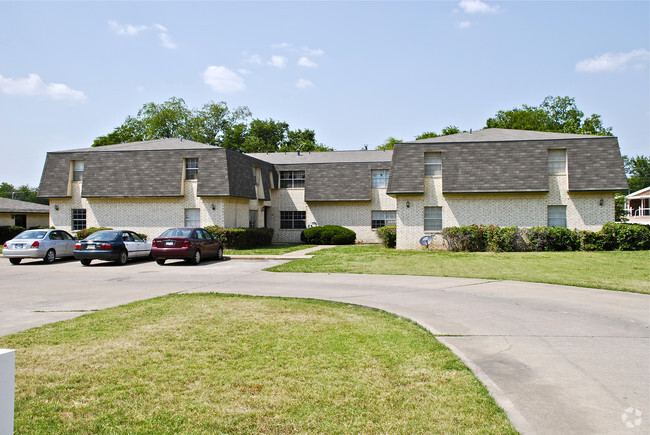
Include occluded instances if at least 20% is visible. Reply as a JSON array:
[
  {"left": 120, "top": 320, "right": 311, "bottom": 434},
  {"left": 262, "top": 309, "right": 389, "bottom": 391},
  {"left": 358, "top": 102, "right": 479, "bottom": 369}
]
[
  {"left": 414, "top": 125, "right": 461, "bottom": 141},
  {"left": 485, "top": 96, "right": 613, "bottom": 136},
  {"left": 623, "top": 155, "right": 650, "bottom": 192},
  {"left": 0, "top": 182, "right": 47, "bottom": 204},
  {"left": 375, "top": 137, "right": 403, "bottom": 150}
]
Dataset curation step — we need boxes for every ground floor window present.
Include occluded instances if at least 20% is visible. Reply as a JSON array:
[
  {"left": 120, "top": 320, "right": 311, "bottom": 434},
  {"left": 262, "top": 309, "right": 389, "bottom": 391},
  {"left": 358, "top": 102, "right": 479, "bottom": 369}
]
[
  {"left": 424, "top": 206, "right": 442, "bottom": 231},
  {"left": 280, "top": 211, "right": 306, "bottom": 229},
  {"left": 72, "top": 209, "right": 86, "bottom": 231},
  {"left": 548, "top": 205, "right": 567, "bottom": 227},
  {"left": 371, "top": 210, "right": 396, "bottom": 229},
  {"left": 184, "top": 208, "right": 200, "bottom": 227},
  {"left": 249, "top": 210, "right": 258, "bottom": 228}
]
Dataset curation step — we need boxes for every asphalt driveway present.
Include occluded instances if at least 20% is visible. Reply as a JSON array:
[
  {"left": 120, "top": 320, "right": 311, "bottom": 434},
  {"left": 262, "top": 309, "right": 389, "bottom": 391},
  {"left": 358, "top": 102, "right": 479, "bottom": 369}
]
[{"left": 1, "top": 256, "right": 648, "bottom": 434}]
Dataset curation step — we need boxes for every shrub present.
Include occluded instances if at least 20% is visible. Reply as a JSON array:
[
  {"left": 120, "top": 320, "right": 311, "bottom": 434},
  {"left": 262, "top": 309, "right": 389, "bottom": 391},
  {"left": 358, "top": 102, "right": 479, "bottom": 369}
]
[
  {"left": 485, "top": 226, "right": 522, "bottom": 252},
  {"left": 523, "top": 226, "right": 580, "bottom": 252},
  {"left": 0, "top": 226, "right": 26, "bottom": 244},
  {"left": 75, "top": 227, "right": 113, "bottom": 240},
  {"left": 204, "top": 226, "right": 274, "bottom": 249},
  {"left": 577, "top": 230, "right": 606, "bottom": 251},
  {"left": 442, "top": 225, "right": 487, "bottom": 252},
  {"left": 376, "top": 225, "right": 397, "bottom": 248},
  {"left": 600, "top": 222, "right": 650, "bottom": 251},
  {"left": 301, "top": 225, "right": 356, "bottom": 245}
]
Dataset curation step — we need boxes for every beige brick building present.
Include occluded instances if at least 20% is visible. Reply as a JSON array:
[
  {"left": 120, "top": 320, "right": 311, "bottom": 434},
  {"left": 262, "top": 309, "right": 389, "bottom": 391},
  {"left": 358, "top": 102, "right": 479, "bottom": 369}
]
[{"left": 38, "top": 129, "right": 628, "bottom": 249}]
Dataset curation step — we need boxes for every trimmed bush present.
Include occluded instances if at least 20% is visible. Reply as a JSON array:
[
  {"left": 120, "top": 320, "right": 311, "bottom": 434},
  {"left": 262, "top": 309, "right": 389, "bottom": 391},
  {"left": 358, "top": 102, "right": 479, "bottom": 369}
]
[
  {"left": 578, "top": 230, "right": 606, "bottom": 251},
  {"left": 301, "top": 225, "right": 356, "bottom": 245},
  {"left": 0, "top": 226, "right": 26, "bottom": 244},
  {"left": 485, "top": 226, "right": 522, "bottom": 252},
  {"left": 75, "top": 227, "right": 113, "bottom": 240},
  {"left": 376, "top": 225, "right": 397, "bottom": 248},
  {"left": 523, "top": 226, "right": 580, "bottom": 252},
  {"left": 442, "top": 225, "right": 487, "bottom": 252},
  {"left": 600, "top": 222, "right": 650, "bottom": 251},
  {"left": 204, "top": 226, "right": 274, "bottom": 249}
]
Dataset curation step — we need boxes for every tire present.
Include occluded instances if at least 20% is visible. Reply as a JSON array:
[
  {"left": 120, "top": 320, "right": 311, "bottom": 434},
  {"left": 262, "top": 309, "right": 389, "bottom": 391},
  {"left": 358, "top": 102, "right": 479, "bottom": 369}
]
[
  {"left": 191, "top": 249, "right": 201, "bottom": 265},
  {"left": 80, "top": 259, "right": 92, "bottom": 266},
  {"left": 9, "top": 258, "right": 21, "bottom": 265},
  {"left": 43, "top": 249, "right": 56, "bottom": 264},
  {"left": 156, "top": 258, "right": 166, "bottom": 265},
  {"left": 116, "top": 250, "right": 128, "bottom": 265},
  {"left": 216, "top": 247, "right": 223, "bottom": 261}
]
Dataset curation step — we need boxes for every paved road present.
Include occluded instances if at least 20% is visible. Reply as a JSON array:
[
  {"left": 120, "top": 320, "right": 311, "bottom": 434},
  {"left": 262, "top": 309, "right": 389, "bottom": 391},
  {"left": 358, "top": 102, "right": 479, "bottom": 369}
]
[{"left": 1, "top": 256, "right": 648, "bottom": 434}]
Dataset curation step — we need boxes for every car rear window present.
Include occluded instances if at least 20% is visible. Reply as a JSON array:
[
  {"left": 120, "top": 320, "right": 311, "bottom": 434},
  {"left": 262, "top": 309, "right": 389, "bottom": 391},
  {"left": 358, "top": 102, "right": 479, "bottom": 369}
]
[
  {"left": 86, "top": 231, "right": 120, "bottom": 241},
  {"left": 15, "top": 231, "right": 47, "bottom": 240},
  {"left": 160, "top": 229, "right": 192, "bottom": 238}
]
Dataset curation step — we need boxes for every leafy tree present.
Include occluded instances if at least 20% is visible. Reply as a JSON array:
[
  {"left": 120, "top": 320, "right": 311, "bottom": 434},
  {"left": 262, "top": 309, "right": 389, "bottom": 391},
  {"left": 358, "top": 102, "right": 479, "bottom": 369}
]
[
  {"left": 623, "top": 155, "right": 650, "bottom": 192},
  {"left": 485, "top": 96, "right": 613, "bottom": 136},
  {"left": 0, "top": 182, "right": 47, "bottom": 204},
  {"left": 415, "top": 131, "right": 438, "bottom": 140},
  {"left": 414, "top": 125, "right": 461, "bottom": 141},
  {"left": 375, "top": 137, "right": 403, "bottom": 150}
]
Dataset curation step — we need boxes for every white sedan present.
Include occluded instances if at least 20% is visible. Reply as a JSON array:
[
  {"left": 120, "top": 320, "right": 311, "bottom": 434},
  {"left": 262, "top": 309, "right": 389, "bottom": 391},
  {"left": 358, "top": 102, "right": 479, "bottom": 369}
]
[{"left": 3, "top": 229, "right": 76, "bottom": 265}]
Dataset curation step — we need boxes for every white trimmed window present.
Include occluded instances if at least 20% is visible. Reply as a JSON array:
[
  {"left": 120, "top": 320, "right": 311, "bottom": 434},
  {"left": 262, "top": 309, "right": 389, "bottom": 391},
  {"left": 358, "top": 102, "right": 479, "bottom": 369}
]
[
  {"left": 184, "top": 208, "right": 200, "bottom": 227},
  {"left": 371, "top": 210, "right": 396, "bottom": 229},
  {"left": 424, "top": 153, "right": 442, "bottom": 176},
  {"left": 280, "top": 211, "right": 306, "bottom": 229},
  {"left": 185, "top": 158, "right": 199, "bottom": 180},
  {"left": 424, "top": 206, "right": 442, "bottom": 231},
  {"left": 548, "top": 149, "right": 567, "bottom": 175},
  {"left": 371, "top": 170, "right": 389, "bottom": 188},
  {"left": 280, "top": 171, "right": 305, "bottom": 188},
  {"left": 72, "top": 209, "right": 86, "bottom": 230},
  {"left": 72, "top": 161, "right": 84, "bottom": 182},
  {"left": 548, "top": 205, "right": 567, "bottom": 227}
]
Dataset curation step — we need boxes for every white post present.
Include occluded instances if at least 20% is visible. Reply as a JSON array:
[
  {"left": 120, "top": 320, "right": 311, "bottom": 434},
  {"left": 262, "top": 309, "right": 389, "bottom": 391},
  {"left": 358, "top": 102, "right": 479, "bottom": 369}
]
[{"left": 0, "top": 349, "right": 15, "bottom": 435}]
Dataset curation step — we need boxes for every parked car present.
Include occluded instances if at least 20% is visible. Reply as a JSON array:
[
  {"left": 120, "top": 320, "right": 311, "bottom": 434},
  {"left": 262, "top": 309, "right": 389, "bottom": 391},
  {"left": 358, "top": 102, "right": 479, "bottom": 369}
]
[
  {"left": 74, "top": 230, "right": 151, "bottom": 266},
  {"left": 3, "top": 229, "right": 76, "bottom": 265},
  {"left": 151, "top": 227, "right": 223, "bottom": 265}
]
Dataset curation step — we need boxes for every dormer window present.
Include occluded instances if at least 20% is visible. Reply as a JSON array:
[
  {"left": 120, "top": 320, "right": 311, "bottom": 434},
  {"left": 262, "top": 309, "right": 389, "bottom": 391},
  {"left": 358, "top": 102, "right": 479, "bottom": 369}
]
[
  {"left": 185, "top": 158, "right": 198, "bottom": 180},
  {"left": 372, "top": 169, "right": 389, "bottom": 188},
  {"left": 280, "top": 171, "right": 305, "bottom": 188},
  {"left": 424, "top": 153, "right": 442, "bottom": 176},
  {"left": 548, "top": 149, "right": 567, "bottom": 175},
  {"left": 72, "top": 161, "right": 84, "bottom": 182}
]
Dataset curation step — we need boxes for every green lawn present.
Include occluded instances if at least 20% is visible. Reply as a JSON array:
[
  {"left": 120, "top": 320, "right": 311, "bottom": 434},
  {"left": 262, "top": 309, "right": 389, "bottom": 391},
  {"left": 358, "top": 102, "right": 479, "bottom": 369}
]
[
  {"left": 269, "top": 245, "right": 650, "bottom": 294},
  {"left": 225, "top": 244, "right": 315, "bottom": 255},
  {"left": 0, "top": 294, "right": 515, "bottom": 434}
]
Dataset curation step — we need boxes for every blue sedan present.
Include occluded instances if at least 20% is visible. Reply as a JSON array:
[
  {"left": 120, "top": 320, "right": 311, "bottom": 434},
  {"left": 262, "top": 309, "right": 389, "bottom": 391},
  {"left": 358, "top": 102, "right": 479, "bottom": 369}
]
[{"left": 74, "top": 230, "right": 152, "bottom": 266}]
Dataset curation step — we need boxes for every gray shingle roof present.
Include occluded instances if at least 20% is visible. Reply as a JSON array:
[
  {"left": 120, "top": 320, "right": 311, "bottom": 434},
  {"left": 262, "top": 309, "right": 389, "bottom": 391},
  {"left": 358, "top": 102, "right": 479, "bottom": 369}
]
[
  {"left": 54, "top": 138, "right": 216, "bottom": 153},
  {"left": 248, "top": 149, "right": 392, "bottom": 164},
  {"left": 303, "top": 163, "right": 390, "bottom": 202},
  {"left": 0, "top": 197, "right": 49, "bottom": 214},
  {"left": 388, "top": 129, "right": 628, "bottom": 195}
]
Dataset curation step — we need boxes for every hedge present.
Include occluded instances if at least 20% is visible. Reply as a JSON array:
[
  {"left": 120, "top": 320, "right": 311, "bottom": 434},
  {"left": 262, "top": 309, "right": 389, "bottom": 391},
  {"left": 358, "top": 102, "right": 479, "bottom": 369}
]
[
  {"left": 0, "top": 226, "right": 26, "bottom": 244},
  {"left": 301, "top": 225, "right": 356, "bottom": 245},
  {"left": 442, "top": 223, "right": 649, "bottom": 252},
  {"left": 205, "top": 226, "right": 274, "bottom": 249},
  {"left": 376, "top": 225, "right": 396, "bottom": 249}
]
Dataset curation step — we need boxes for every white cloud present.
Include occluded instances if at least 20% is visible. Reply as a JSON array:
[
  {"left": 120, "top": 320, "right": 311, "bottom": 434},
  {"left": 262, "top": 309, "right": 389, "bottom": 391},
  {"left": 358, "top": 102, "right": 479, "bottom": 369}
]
[
  {"left": 0, "top": 73, "right": 87, "bottom": 101},
  {"left": 202, "top": 66, "right": 246, "bottom": 93},
  {"left": 237, "top": 69, "right": 251, "bottom": 75},
  {"left": 268, "top": 55, "right": 288, "bottom": 69},
  {"left": 108, "top": 20, "right": 176, "bottom": 49},
  {"left": 296, "top": 79, "right": 314, "bottom": 89},
  {"left": 108, "top": 20, "right": 148, "bottom": 36},
  {"left": 297, "top": 57, "right": 318, "bottom": 68},
  {"left": 299, "top": 47, "right": 325, "bottom": 57},
  {"left": 271, "top": 42, "right": 291, "bottom": 50},
  {"left": 271, "top": 43, "right": 325, "bottom": 57},
  {"left": 458, "top": 20, "right": 473, "bottom": 29},
  {"left": 576, "top": 49, "right": 650, "bottom": 73},
  {"left": 244, "top": 54, "right": 263, "bottom": 65},
  {"left": 458, "top": 0, "right": 498, "bottom": 14}
]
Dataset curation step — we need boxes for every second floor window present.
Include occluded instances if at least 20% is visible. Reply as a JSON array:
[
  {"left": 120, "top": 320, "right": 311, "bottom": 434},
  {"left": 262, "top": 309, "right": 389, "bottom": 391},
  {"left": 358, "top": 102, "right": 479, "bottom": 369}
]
[
  {"left": 371, "top": 170, "right": 389, "bottom": 188},
  {"left": 280, "top": 171, "right": 305, "bottom": 188},
  {"left": 72, "top": 161, "right": 84, "bottom": 182},
  {"left": 185, "top": 158, "right": 198, "bottom": 180},
  {"left": 424, "top": 153, "right": 442, "bottom": 176},
  {"left": 548, "top": 149, "right": 567, "bottom": 175}
]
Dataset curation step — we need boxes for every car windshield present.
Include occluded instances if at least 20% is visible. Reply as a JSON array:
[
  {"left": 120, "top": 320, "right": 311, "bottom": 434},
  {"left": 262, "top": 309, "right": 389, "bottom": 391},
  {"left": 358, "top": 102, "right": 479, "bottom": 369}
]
[
  {"left": 85, "top": 231, "right": 120, "bottom": 241},
  {"left": 160, "top": 229, "right": 193, "bottom": 238},
  {"left": 15, "top": 230, "right": 47, "bottom": 240}
]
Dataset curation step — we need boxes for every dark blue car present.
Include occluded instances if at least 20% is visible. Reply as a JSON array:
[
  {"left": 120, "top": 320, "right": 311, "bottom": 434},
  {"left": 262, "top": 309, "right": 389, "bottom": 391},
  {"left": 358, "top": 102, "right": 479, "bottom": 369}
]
[{"left": 74, "top": 230, "right": 152, "bottom": 266}]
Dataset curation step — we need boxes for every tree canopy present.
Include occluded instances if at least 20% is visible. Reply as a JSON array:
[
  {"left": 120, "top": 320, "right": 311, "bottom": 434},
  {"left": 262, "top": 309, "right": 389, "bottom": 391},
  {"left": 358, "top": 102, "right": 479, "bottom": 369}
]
[
  {"left": 0, "top": 182, "right": 47, "bottom": 205},
  {"left": 623, "top": 155, "right": 650, "bottom": 192},
  {"left": 485, "top": 96, "right": 613, "bottom": 136},
  {"left": 93, "top": 97, "right": 331, "bottom": 152}
]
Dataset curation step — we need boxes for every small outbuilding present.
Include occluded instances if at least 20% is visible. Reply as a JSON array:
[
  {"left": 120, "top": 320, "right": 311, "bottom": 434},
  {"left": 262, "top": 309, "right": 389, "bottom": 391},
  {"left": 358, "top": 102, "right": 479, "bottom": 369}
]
[
  {"left": 0, "top": 197, "right": 49, "bottom": 229},
  {"left": 625, "top": 186, "right": 650, "bottom": 225}
]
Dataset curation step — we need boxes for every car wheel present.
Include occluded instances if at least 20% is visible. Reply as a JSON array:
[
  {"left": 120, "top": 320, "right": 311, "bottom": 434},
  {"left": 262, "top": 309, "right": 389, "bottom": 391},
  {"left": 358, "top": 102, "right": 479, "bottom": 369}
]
[
  {"left": 116, "top": 250, "right": 128, "bottom": 265},
  {"left": 9, "top": 258, "right": 21, "bottom": 265},
  {"left": 156, "top": 258, "right": 166, "bottom": 265},
  {"left": 43, "top": 249, "right": 56, "bottom": 264},
  {"left": 216, "top": 247, "right": 223, "bottom": 261},
  {"left": 80, "top": 259, "right": 92, "bottom": 266},
  {"left": 191, "top": 249, "right": 201, "bottom": 265}
]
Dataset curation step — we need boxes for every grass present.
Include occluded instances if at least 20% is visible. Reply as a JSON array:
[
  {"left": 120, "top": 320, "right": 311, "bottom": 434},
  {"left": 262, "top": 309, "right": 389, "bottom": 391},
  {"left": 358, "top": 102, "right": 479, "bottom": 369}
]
[
  {"left": 224, "top": 244, "right": 315, "bottom": 255},
  {"left": 268, "top": 245, "right": 650, "bottom": 294},
  {"left": 0, "top": 294, "right": 515, "bottom": 434}
]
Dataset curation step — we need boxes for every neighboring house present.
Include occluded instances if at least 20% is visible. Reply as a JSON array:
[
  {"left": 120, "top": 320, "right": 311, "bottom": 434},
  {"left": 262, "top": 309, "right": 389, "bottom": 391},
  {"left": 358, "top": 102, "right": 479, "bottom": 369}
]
[
  {"left": 37, "top": 129, "right": 628, "bottom": 248},
  {"left": 0, "top": 197, "right": 49, "bottom": 228},
  {"left": 625, "top": 186, "right": 650, "bottom": 225}
]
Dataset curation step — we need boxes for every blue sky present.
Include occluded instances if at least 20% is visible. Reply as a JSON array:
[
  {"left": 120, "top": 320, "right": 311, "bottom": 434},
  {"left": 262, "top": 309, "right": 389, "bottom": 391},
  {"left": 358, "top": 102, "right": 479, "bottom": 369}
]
[{"left": 1, "top": 0, "right": 648, "bottom": 188}]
